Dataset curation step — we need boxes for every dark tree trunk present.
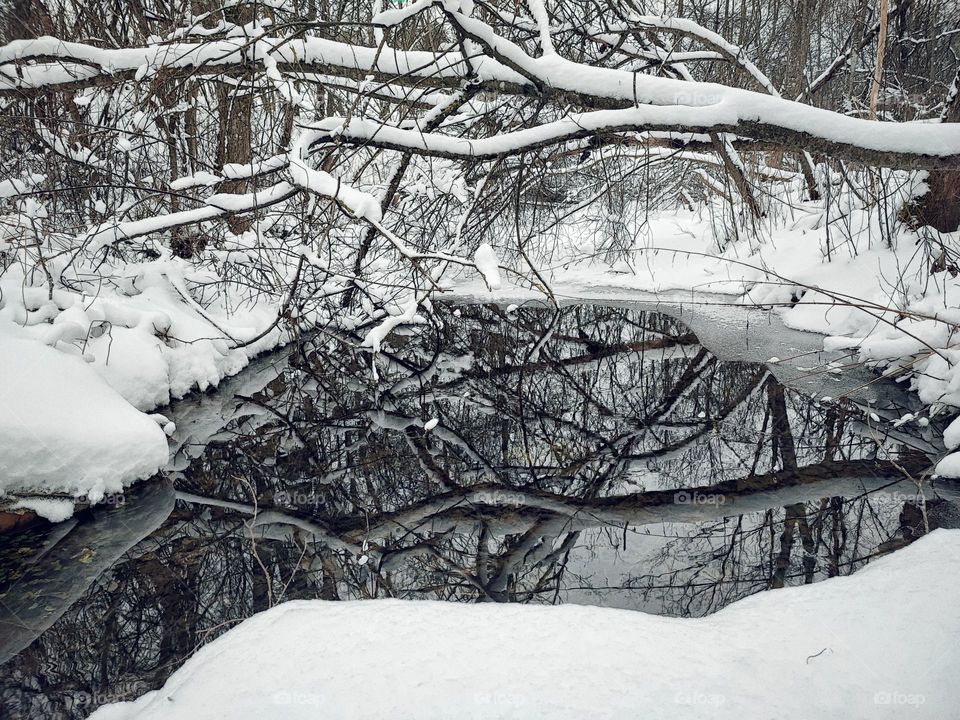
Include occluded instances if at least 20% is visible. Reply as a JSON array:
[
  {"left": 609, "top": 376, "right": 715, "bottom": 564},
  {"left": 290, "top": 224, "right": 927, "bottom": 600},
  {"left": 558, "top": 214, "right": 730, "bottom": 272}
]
[
  {"left": 908, "top": 68, "right": 960, "bottom": 232},
  {"left": 912, "top": 171, "right": 960, "bottom": 232},
  {"left": 213, "top": 2, "right": 254, "bottom": 237},
  {"left": 5, "top": 0, "right": 54, "bottom": 40}
]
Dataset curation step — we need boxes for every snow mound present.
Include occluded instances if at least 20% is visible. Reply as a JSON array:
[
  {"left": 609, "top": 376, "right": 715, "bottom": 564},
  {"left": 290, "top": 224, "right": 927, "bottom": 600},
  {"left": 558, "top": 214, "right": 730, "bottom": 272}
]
[
  {"left": 473, "top": 242, "right": 502, "bottom": 290},
  {"left": 0, "top": 333, "right": 168, "bottom": 507},
  {"left": 90, "top": 530, "right": 960, "bottom": 720},
  {"left": 0, "top": 252, "right": 304, "bottom": 513},
  {"left": 0, "top": 259, "right": 291, "bottom": 412},
  {"left": 935, "top": 452, "right": 960, "bottom": 478}
]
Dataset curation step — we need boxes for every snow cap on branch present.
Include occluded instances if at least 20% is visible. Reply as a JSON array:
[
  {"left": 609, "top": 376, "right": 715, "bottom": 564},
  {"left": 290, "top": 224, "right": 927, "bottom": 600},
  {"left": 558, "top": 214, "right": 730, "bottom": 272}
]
[
  {"left": 287, "top": 158, "right": 382, "bottom": 221},
  {"left": 473, "top": 243, "right": 502, "bottom": 290}
]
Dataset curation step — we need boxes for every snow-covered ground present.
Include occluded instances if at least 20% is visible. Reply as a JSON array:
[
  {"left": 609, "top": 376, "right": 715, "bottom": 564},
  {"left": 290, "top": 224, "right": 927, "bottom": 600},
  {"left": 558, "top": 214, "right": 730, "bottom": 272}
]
[
  {"left": 538, "top": 207, "right": 960, "bottom": 408},
  {"left": 88, "top": 529, "right": 960, "bottom": 720}
]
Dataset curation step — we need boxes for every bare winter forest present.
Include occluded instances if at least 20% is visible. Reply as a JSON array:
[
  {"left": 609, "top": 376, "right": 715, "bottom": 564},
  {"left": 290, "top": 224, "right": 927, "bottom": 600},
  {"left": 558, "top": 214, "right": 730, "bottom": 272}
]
[
  {"left": 3, "top": 0, "right": 959, "bottom": 315},
  {"left": 2, "top": 1, "right": 960, "bottom": 719}
]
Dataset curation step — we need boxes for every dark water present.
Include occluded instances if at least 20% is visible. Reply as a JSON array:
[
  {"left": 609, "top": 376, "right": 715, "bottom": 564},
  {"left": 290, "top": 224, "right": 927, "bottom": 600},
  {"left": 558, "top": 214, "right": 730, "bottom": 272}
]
[{"left": 1, "top": 303, "right": 956, "bottom": 718}]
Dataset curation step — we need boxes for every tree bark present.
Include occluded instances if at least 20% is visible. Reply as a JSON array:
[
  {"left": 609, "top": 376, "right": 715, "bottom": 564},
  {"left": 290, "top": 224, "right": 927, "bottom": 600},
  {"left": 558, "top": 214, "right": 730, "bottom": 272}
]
[
  {"left": 908, "top": 68, "right": 960, "bottom": 232},
  {"left": 214, "top": 2, "right": 254, "bottom": 237},
  {"left": 784, "top": 0, "right": 816, "bottom": 99},
  {"left": 869, "top": 0, "right": 890, "bottom": 119},
  {"left": 913, "top": 169, "right": 960, "bottom": 232},
  {"left": 5, "top": 0, "right": 54, "bottom": 40}
]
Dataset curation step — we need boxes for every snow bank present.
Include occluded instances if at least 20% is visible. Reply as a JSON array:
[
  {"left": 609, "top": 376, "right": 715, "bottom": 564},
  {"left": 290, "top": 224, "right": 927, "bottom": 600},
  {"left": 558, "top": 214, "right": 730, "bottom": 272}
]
[
  {"left": 0, "top": 332, "right": 167, "bottom": 508},
  {"left": 935, "top": 452, "right": 960, "bottom": 478},
  {"left": 0, "top": 260, "right": 287, "bottom": 411},
  {"left": 90, "top": 530, "right": 960, "bottom": 720},
  {"left": 0, "top": 254, "right": 293, "bottom": 509}
]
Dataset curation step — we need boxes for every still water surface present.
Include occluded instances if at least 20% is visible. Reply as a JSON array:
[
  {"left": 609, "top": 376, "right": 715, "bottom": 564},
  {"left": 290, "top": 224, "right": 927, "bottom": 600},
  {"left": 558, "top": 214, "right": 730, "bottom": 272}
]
[{"left": 1, "top": 302, "right": 954, "bottom": 718}]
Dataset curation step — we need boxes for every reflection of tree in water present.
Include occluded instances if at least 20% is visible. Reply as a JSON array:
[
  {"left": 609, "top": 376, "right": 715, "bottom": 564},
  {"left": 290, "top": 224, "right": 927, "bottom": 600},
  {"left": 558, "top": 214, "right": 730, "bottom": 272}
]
[{"left": 1, "top": 303, "right": 946, "bottom": 718}]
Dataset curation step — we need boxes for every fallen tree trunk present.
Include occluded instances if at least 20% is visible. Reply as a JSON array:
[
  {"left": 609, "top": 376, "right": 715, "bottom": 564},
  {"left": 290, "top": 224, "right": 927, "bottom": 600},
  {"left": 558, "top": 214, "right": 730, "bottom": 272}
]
[{"left": 3, "top": 28, "right": 960, "bottom": 170}]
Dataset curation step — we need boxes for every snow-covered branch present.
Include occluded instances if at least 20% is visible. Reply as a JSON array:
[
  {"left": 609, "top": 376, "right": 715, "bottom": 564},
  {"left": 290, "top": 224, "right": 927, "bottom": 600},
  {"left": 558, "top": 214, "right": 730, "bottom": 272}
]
[{"left": 4, "top": 20, "right": 960, "bottom": 168}]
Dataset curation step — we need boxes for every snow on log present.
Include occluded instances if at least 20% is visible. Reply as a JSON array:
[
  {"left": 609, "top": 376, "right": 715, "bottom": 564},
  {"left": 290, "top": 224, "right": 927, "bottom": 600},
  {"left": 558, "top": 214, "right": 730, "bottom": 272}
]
[
  {"left": 83, "top": 182, "right": 299, "bottom": 249},
  {"left": 287, "top": 158, "right": 382, "bottom": 221},
  {"left": 169, "top": 172, "right": 222, "bottom": 191},
  {"left": 3, "top": 28, "right": 960, "bottom": 167},
  {"left": 361, "top": 300, "right": 419, "bottom": 353}
]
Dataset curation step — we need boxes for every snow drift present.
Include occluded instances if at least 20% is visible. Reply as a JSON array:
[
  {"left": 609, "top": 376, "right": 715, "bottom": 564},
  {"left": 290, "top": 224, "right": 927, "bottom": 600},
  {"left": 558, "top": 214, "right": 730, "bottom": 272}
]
[
  {"left": 89, "top": 529, "right": 960, "bottom": 720},
  {"left": 0, "top": 332, "right": 167, "bottom": 507}
]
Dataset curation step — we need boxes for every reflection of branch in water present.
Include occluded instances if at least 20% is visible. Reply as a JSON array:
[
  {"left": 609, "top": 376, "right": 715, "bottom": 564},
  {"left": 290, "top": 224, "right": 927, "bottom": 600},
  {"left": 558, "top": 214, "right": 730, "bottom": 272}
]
[
  {"left": 172, "top": 305, "right": 944, "bottom": 609},
  {"left": 3, "top": 303, "right": 951, "bottom": 719}
]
